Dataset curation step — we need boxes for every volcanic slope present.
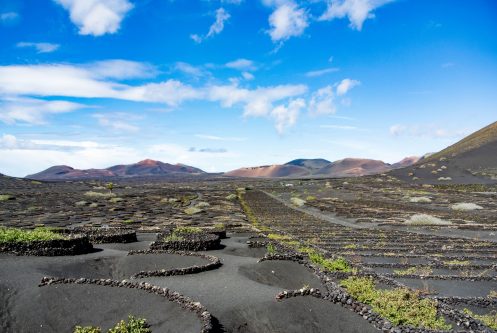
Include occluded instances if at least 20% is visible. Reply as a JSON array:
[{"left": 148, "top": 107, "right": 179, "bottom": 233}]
[{"left": 392, "top": 121, "right": 497, "bottom": 183}]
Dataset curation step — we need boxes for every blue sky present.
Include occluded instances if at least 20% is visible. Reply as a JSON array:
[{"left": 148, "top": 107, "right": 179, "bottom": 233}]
[{"left": 0, "top": 0, "right": 496, "bottom": 176}]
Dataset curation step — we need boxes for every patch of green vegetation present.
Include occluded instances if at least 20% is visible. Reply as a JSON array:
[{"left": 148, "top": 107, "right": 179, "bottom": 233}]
[
  {"left": 0, "top": 227, "right": 67, "bottom": 243},
  {"left": 108, "top": 315, "right": 150, "bottom": 333},
  {"left": 195, "top": 201, "right": 210, "bottom": 208},
  {"left": 75, "top": 201, "right": 88, "bottom": 206},
  {"left": 31, "top": 180, "right": 42, "bottom": 185},
  {"left": 74, "top": 326, "right": 101, "bottom": 333},
  {"left": 463, "top": 309, "right": 497, "bottom": 330},
  {"left": 214, "top": 223, "right": 225, "bottom": 230},
  {"left": 123, "top": 219, "right": 137, "bottom": 224},
  {"left": 267, "top": 243, "right": 276, "bottom": 254},
  {"left": 163, "top": 234, "right": 184, "bottom": 241},
  {"left": 305, "top": 195, "right": 317, "bottom": 202},
  {"left": 341, "top": 277, "right": 451, "bottom": 330},
  {"left": 184, "top": 207, "right": 202, "bottom": 215},
  {"left": 84, "top": 191, "right": 115, "bottom": 198},
  {"left": 174, "top": 226, "right": 202, "bottom": 234},
  {"left": 489, "top": 290, "right": 497, "bottom": 299},
  {"left": 444, "top": 260, "right": 470, "bottom": 266},
  {"left": 297, "top": 246, "right": 315, "bottom": 254},
  {"left": 0, "top": 194, "right": 14, "bottom": 201},
  {"left": 225, "top": 194, "right": 237, "bottom": 201},
  {"left": 308, "top": 251, "right": 352, "bottom": 272},
  {"left": 267, "top": 233, "right": 292, "bottom": 241},
  {"left": 74, "top": 316, "right": 150, "bottom": 333},
  {"left": 344, "top": 244, "right": 357, "bottom": 249},
  {"left": 109, "top": 197, "right": 124, "bottom": 203},
  {"left": 394, "top": 267, "right": 433, "bottom": 276}
]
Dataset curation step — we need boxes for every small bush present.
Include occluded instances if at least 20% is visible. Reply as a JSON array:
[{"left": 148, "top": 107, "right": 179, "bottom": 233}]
[
  {"left": 84, "top": 191, "right": 115, "bottom": 198},
  {"left": 405, "top": 214, "right": 451, "bottom": 226},
  {"left": 109, "top": 197, "right": 124, "bottom": 203},
  {"left": 196, "top": 201, "right": 210, "bottom": 208},
  {"left": 305, "top": 195, "right": 317, "bottom": 202},
  {"left": 225, "top": 194, "right": 237, "bottom": 201},
  {"left": 163, "top": 234, "right": 184, "bottom": 241},
  {"left": 74, "top": 326, "right": 101, "bottom": 333},
  {"left": 184, "top": 207, "right": 202, "bottom": 215},
  {"left": 444, "top": 259, "right": 470, "bottom": 266},
  {"left": 451, "top": 203, "right": 483, "bottom": 211},
  {"left": 0, "top": 227, "right": 67, "bottom": 243},
  {"left": 75, "top": 201, "right": 87, "bottom": 206},
  {"left": 463, "top": 309, "right": 497, "bottom": 330},
  {"left": 309, "top": 251, "right": 352, "bottom": 272},
  {"left": 108, "top": 315, "right": 150, "bottom": 333},
  {"left": 214, "top": 223, "right": 225, "bottom": 230},
  {"left": 268, "top": 233, "right": 291, "bottom": 241},
  {"left": 341, "top": 277, "right": 450, "bottom": 330},
  {"left": 290, "top": 197, "right": 306, "bottom": 207},
  {"left": 267, "top": 243, "right": 276, "bottom": 254},
  {"left": 409, "top": 197, "right": 432, "bottom": 203},
  {"left": 489, "top": 290, "right": 497, "bottom": 298},
  {"left": 174, "top": 226, "right": 202, "bottom": 234},
  {"left": 0, "top": 194, "right": 14, "bottom": 201}
]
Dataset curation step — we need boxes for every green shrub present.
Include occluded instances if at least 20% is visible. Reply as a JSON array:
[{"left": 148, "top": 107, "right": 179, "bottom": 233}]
[
  {"left": 164, "top": 234, "right": 184, "bottom": 241},
  {"left": 174, "top": 226, "right": 201, "bottom": 234},
  {"left": 225, "top": 194, "right": 237, "bottom": 201},
  {"left": 214, "top": 223, "right": 225, "bottom": 230},
  {"left": 0, "top": 227, "right": 67, "bottom": 243},
  {"left": 463, "top": 309, "right": 497, "bottom": 330},
  {"left": 267, "top": 243, "right": 276, "bottom": 254},
  {"left": 0, "top": 194, "right": 13, "bottom": 201},
  {"left": 305, "top": 195, "right": 317, "bottom": 202},
  {"left": 341, "top": 277, "right": 450, "bottom": 330},
  {"left": 109, "top": 197, "right": 123, "bottom": 203},
  {"left": 74, "top": 326, "right": 101, "bottom": 333},
  {"left": 108, "top": 316, "right": 150, "bottom": 333},
  {"left": 184, "top": 207, "right": 202, "bottom": 215},
  {"left": 84, "top": 191, "right": 115, "bottom": 198},
  {"left": 308, "top": 251, "right": 352, "bottom": 272}
]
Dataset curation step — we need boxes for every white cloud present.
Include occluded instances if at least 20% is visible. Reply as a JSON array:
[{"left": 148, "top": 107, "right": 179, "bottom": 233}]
[
  {"left": 305, "top": 67, "right": 339, "bottom": 77},
  {"left": 268, "top": 2, "right": 308, "bottom": 42},
  {"left": 190, "top": 34, "right": 203, "bottom": 43},
  {"left": 195, "top": 134, "right": 246, "bottom": 142},
  {"left": 336, "top": 78, "right": 360, "bottom": 96},
  {"left": 225, "top": 58, "right": 257, "bottom": 71},
  {"left": 93, "top": 113, "right": 140, "bottom": 132},
  {"left": 17, "top": 42, "right": 60, "bottom": 53},
  {"left": 87, "top": 59, "right": 157, "bottom": 79},
  {"left": 207, "top": 8, "right": 230, "bottom": 37},
  {"left": 271, "top": 98, "right": 305, "bottom": 134},
  {"left": 174, "top": 62, "right": 208, "bottom": 77},
  {"left": 0, "top": 12, "right": 19, "bottom": 23},
  {"left": 319, "top": 0, "right": 394, "bottom": 31},
  {"left": 191, "top": 8, "right": 231, "bottom": 43},
  {"left": 54, "top": 0, "right": 133, "bottom": 36},
  {"left": 309, "top": 85, "right": 336, "bottom": 115},
  {"left": 389, "top": 124, "right": 469, "bottom": 139},
  {"left": 0, "top": 97, "right": 85, "bottom": 124},
  {"left": 320, "top": 124, "right": 358, "bottom": 130},
  {"left": 241, "top": 72, "right": 255, "bottom": 80}
]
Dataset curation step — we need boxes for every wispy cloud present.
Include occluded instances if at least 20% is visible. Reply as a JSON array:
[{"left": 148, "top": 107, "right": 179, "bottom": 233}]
[
  {"left": 225, "top": 58, "right": 257, "bottom": 71},
  {"left": 305, "top": 67, "right": 339, "bottom": 77},
  {"left": 17, "top": 42, "right": 60, "bottom": 53},
  {"left": 0, "top": 97, "right": 86, "bottom": 124},
  {"left": 53, "top": 0, "right": 133, "bottom": 36},
  {"left": 389, "top": 124, "right": 469, "bottom": 139},
  {"left": 319, "top": 0, "right": 395, "bottom": 31},
  {"left": 0, "top": 11, "right": 19, "bottom": 23},
  {"left": 191, "top": 7, "right": 230, "bottom": 43},
  {"left": 320, "top": 124, "right": 358, "bottom": 130},
  {"left": 93, "top": 113, "right": 140, "bottom": 133},
  {"left": 195, "top": 134, "right": 246, "bottom": 142},
  {"left": 336, "top": 78, "right": 360, "bottom": 96}
]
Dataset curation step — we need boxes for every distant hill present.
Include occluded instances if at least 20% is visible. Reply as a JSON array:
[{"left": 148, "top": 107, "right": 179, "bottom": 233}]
[
  {"left": 26, "top": 159, "right": 205, "bottom": 181},
  {"left": 285, "top": 158, "right": 331, "bottom": 170},
  {"left": 225, "top": 157, "right": 418, "bottom": 179},
  {"left": 391, "top": 121, "right": 497, "bottom": 183}
]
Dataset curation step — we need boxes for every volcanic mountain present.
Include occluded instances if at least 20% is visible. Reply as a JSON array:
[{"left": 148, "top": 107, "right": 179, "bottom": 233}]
[
  {"left": 391, "top": 121, "right": 497, "bottom": 183},
  {"left": 225, "top": 157, "right": 417, "bottom": 178},
  {"left": 26, "top": 159, "right": 205, "bottom": 181}
]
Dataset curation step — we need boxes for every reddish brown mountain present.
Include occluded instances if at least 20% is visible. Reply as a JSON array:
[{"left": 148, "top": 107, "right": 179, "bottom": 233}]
[
  {"left": 26, "top": 159, "right": 205, "bottom": 181},
  {"left": 225, "top": 157, "right": 419, "bottom": 178}
]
